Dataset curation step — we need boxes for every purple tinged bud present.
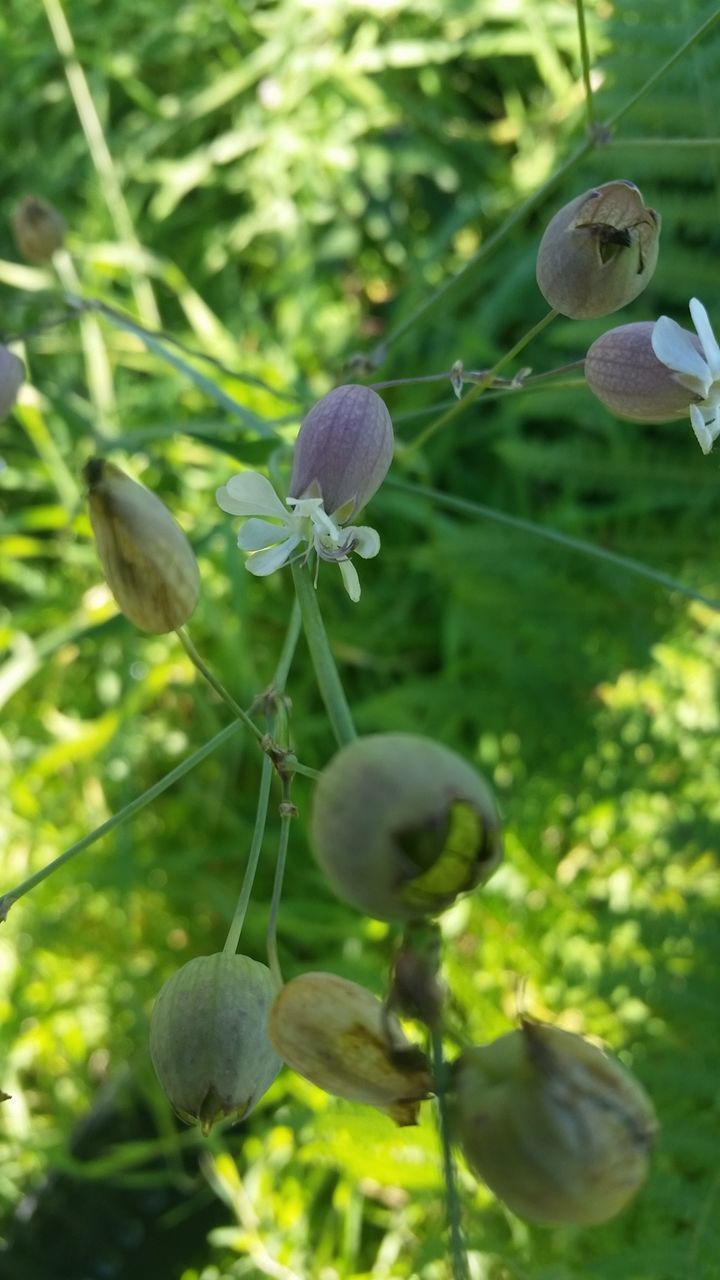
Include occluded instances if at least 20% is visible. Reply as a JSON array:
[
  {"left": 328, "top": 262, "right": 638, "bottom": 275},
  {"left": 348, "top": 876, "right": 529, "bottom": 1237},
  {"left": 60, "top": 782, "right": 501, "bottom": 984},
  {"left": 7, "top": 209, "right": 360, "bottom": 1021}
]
[
  {"left": 0, "top": 346, "right": 24, "bottom": 419},
  {"left": 585, "top": 322, "right": 697, "bottom": 422},
  {"left": 289, "top": 385, "right": 393, "bottom": 520}
]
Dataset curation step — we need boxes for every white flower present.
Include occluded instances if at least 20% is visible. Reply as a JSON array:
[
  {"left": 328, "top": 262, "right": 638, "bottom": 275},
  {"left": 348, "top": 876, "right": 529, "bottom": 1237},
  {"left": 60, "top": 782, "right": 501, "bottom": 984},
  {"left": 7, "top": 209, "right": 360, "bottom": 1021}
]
[
  {"left": 216, "top": 472, "right": 380, "bottom": 603},
  {"left": 651, "top": 298, "right": 720, "bottom": 455}
]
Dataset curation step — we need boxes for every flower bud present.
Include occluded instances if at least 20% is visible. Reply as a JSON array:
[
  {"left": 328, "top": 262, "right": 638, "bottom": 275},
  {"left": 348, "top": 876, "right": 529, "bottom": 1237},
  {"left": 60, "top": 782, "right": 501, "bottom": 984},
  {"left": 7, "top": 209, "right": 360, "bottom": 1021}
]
[
  {"left": 310, "top": 733, "right": 502, "bottom": 922},
  {"left": 84, "top": 458, "right": 200, "bottom": 633},
  {"left": 267, "top": 971, "right": 431, "bottom": 1125},
  {"left": 0, "top": 346, "right": 23, "bottom": 419},
  {"left": 450, "top": 1020, "right": 657, "bottom": 1225},
  {"left": 536, "top": 181, "right": 660, "bottom": 319},
  {"left": 288, "top": 385, "right": 393, "bottom": 520},
  {"left": 12, "top": 196, "right": 66, "bottom": 263},
  {"left": 585, "top": 321, "right": 696, "bottom": 421},
  {"left": 150, "top": 953, "right": 281, "bottom": 1134}
]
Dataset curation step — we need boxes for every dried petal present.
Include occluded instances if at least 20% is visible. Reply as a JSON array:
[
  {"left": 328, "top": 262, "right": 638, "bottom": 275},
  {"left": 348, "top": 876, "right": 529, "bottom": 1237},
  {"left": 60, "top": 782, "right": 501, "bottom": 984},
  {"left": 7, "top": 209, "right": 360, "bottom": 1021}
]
[{"left": 268, "top": 971, "right": 431, "bottom": 1125}]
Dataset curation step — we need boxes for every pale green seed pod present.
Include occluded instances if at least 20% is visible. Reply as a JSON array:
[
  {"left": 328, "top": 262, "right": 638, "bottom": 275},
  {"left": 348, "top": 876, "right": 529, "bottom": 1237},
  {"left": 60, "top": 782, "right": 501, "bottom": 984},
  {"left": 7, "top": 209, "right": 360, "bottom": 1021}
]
[
  {"left": 450, "top": 1020, "right": 657, "bottom": 1226},
  {"left": 310, "top": 733, "right": 502, "bottom": 922},
  {"left": 150, "top": 953, "right": 282, "bottom": 1134},
  {"left": 267, "top": 971, "right": 431, "bottom": 1126},
  {"left": 12, "top": 196, "right": 66, "bottom": 263},
  {"left": 536, "top": 181, "right": 660, "bottom": 319},
  {"left": 84, "top": 458, "right": 200, "bottom": 633},
  {"left": 0, "top": 346, "right": 23, "bottom": 419},
  {"left": 585, "top": 321, "right": 696, "bottom": 422}
]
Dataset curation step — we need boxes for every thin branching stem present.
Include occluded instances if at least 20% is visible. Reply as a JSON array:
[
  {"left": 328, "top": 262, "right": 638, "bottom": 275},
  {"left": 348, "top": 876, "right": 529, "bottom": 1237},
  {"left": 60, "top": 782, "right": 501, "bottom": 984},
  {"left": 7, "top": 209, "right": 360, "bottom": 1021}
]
[
  {"left": 405, "top": 309, "right": 558, "bottom": 455},
  {"left": 0, "top": 719, "right": 246, "bottom": 921},
  {"left": 223, "top": 752, "right": 274, "bottom": 956},
  {"left": 575, "top": 0, "right": 595, "bottom": 132},
  {"left": 176, "top": 626, "right": 265, "bottom": 744},
  {"left": 266, "top": 787, "right": 294, "bottom": 987},
  {"left": 390, "top": 479, "right": 720, "bottom": 613},
  {"left": 432, "top": 1029, "right": 469, "bottom": 1280}
]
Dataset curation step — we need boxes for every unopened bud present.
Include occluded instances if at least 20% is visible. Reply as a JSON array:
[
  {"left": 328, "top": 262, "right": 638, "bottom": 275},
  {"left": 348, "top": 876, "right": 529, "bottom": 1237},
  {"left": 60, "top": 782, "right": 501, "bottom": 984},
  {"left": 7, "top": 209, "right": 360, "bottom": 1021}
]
[
  {"left": 289, "top": 385, "right": 393, "bottom": 520},
  {"left": 150, "top": 953, "right": 281, "bottom": 1134},
  {"left": 585, "top": 321, "right": 695, "bottom": 421},
  {"left": 311, "top": 733, "right": 502, "bottom": 922},
  {"left": 268, "top": 971, "right": 431, "bottom": 1125},
  {"left": 84, "top": 458, "right": 200, "bottom": 633},
  {"left": 450, "top": 1020, "right": 657, "bottom": 1225},
  {"left": 0, "top": 346, "right": 23, "bottom": 419},
  {"left": 536, "top": 181, "right": 660, "bottom": 319},
  {"left": 12, "top": 196, "right": 66, "bottom": 263}
]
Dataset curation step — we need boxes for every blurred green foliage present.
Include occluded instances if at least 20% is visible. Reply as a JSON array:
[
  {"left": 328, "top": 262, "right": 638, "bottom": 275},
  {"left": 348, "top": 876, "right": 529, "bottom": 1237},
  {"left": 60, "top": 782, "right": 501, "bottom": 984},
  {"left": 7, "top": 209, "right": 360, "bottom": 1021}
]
[{"left": 1, "top": 0, "right": 720, "bottom": 1277}]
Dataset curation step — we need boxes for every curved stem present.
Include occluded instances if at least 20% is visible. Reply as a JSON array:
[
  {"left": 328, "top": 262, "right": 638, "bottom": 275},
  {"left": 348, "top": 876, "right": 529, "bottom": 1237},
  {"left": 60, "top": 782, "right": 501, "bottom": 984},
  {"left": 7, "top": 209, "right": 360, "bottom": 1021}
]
[
  {"left": 406, "top": 309, "right": 558, "bottom": 455},
  {"left": 291, "top": 561, "right": 357, "bottom": 748},
  {"left": 432, "top": 1029, "right": 469, "bottom": 1280},
  {"left": 176, "top": 627, "right": 265, "bottom": 746},
  {"left": 223, "top": 753, "right": 274, "bottom": 955}
]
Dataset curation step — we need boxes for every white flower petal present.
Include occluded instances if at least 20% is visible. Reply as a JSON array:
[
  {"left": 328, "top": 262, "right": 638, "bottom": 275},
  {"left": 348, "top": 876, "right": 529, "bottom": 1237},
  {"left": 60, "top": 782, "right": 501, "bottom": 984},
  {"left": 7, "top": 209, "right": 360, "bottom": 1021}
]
[
  {"left": 689, "top": 298, "right": 720, "bottom": 378},
  {"left": 347, "top": 525, "right": 381, "bottom": 559},
  {"left": 238, "top": 517, "right": 291, "bottom": 551},
  {"left": 245, "top": 536, "right": 301, "bottom": 576},
  {"left": 689, "top": 404, "right": 714, "bottom": 455},
  {"left": 219, "top": 472, "right": 289, "bottom": 519},
  {"left": 338, "top": 558, "right": 361, "bottom": 602},
  {"left": 652, "top": 317, "right": 711, "bottom": 394}
]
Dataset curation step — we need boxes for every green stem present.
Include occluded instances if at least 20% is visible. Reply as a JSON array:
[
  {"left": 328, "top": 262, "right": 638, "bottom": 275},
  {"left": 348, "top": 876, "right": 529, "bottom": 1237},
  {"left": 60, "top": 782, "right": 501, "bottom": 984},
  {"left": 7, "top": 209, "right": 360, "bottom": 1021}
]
[
  {"left": 176, "top": 627, "right": 265, "bottom": 745},
  {"left": 389, "top": 478, "right": 720, "bottom": 613},
  {"left": 274, "top": 599, "right": 302, "bottom": 692},
  {"left": 406, "top": 309, "right": 558, "bottom": 455},
  {"left": 370, "top": 6, "right": 719, "bottom": 366},
  {"left": 291, "top": 561, "right": 357, "bottom": 748},
  {"left": 266, "top": 788, "right": 293, "bottom": 987},
  {"left": 223, "top": 598, "right": 303, "bottom": 959},
  {"left": 0, "top": 719, "right": 246, "bottom": 922},
  {"left": 575, "top": 0, "right": 595, "bottom": 132},
  {"left": 431, "top": 1029, "right": 469, "bottom": 1280},
  {"left": 223, "top": 753, "right": 274, "bottom": 955},
  {"left": 604, "top": 7, "right": 720, "bottom": 132}
]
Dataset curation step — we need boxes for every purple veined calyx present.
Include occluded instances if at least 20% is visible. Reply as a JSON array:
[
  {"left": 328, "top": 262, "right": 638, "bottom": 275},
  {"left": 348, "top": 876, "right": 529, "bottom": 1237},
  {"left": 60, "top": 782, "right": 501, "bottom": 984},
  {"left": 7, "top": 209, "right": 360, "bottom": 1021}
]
[{"left": 216, "top": 385, "right": 393, "bottom": 602}]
